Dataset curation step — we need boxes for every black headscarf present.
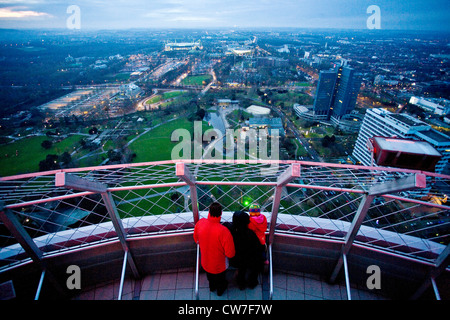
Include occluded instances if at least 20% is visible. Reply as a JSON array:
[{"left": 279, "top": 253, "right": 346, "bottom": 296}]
[{"left": 230, "top": 211, "right": 264, "bottom": 269}]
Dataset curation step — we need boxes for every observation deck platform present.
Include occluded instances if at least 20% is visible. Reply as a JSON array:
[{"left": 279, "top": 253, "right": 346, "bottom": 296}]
[
  {"left": 0, "top": 160, "right": 449, "bottom": 301},
  {"left": 73, "top": 267, "right": 386, "bottom": 301}
]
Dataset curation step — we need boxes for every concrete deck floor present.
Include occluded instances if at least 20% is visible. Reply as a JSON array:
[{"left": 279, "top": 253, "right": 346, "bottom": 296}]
[{"left": 73, "top": 267, "right": 387, "bottom": 300}]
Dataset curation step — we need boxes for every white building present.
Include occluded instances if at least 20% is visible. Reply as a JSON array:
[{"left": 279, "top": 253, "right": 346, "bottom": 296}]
[
  {"left": 277, "top": 45, "right": 290, "bottom": 53},
  {"left": 229, "top": 48, "right": 253, "bottom": 56},
  {"left": 409, "top": 96, "right": 450, "bottom": 115},
  {"left": 119, "top": 83, "right": 142, "bottom": 99},
  {"left": 293, "top": 104, "right": 316, "bottom": 121},
  {"left": 352, "top": 108, "right": 450, "bottom": 174},
  {"left": 246, "top": 105, "right": 270, "bottom": 117},
  {"left": 164, "top": 41, "right": 202, "bottom": 51}
]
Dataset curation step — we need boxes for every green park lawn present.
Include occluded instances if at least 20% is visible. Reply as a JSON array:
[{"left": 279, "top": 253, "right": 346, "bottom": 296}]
[
  {"left": 106, "top": 72, "right": 131, "bottom": 82},
  {"left": 162, "top": 90, "right": 185, "bottom": 99},
  {"left": 145, "top": 90, "right": 186, "bottom": 105},
  {"left": 0, "top": 134, "right": 83, "bottom": 177},
  {"left": 181, "top": 74, "right": 212, "bottom": 86},
  {"left": 294, "top": 82, "right": 312, "bottom": 87},
  {"left": 128, "top": 117, "right": 213, "bottom": 163},
  {"left": 119, "top": 117, "right": 214, "bottom": 216}
]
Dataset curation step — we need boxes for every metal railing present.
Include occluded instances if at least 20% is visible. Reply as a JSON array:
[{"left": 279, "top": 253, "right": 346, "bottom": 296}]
[{"left": 0, "top": 159, "right": 449, "bottom": 299}]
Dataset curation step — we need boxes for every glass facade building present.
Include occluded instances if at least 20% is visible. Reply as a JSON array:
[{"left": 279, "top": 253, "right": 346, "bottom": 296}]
[{"left": 313, "top": 65, "right": 362, "bottom": 123}]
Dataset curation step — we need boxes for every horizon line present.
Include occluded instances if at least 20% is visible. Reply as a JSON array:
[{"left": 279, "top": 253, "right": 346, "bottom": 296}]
[{"left": 1, "top": 26, "right": 450, "bottom": 33}]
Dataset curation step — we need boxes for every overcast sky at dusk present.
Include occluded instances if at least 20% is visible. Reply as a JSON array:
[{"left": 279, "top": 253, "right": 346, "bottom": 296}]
[{"left": 0, "top": 0, "right": 449, "bottom": 31}]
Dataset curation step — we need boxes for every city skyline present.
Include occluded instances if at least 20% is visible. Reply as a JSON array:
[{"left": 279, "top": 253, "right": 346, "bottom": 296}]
[
  {"left": 0, "top": 0, "right": 449, "bottom": 31},
  {"left": 0, "top": 7, "right": 449, "bottom": 302}
]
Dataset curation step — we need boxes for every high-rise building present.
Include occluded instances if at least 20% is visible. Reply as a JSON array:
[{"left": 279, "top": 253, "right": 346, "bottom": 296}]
[
  {"left": 352, "top": 108, "right": 450, "bottom": 174},
  {"left": 313, "top": 70, "right": 337, "bottom": 120},
  {"left": 312, "top": 64, "right": 362, "bottom": 123},
  {"left": 331, "top": 66, "right": 362, "bottom": 123}
]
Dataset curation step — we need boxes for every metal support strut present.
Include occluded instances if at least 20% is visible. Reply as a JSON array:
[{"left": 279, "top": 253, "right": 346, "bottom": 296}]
[
  {"left": 176, "top": 163, "right": 201, "bottom": 299},
  {"left": 55, "top": 172, "right": 140, "bottom": 280},
  {"left": 175, "top": 162, "right": 199, "bottom": 223},
  {"left": 268, "top": 243, "right": 274, "bottom": 300},
  {"left": 268, "top": 164, "right": 301, "bottom": 245},
  {"left": 411, "top": 243, "right": 449, "bottom": 300},
  {"left": 195, "top": 243, "right": 200, "bottom": 300},
  {"left": 330, "top": 174, "right": 426, "bottom": 284},
  {"left": 267, "top": 164, "right": 301, "bottom": 300},
  {"left": 118, "top": 250, "right": 128, "bottom": 300},
  {"left": 0, "top": 201, "right": 66, "bottom": 298}
]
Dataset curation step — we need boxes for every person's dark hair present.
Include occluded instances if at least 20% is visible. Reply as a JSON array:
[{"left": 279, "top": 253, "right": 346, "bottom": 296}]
[
  {"left": 232, "top": 210, "right": 249, "bottom": 230},
  {"left": 209, "top": 202, "right": 222, "bottom": 217}
]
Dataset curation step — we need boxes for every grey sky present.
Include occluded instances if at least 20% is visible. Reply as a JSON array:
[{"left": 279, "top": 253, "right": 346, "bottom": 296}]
[{"left": 0, "top": 0, "right": 449, "bottom": 31}]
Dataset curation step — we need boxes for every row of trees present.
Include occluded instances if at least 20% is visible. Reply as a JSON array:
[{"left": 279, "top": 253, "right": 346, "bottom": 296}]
[{"left": 38, "top": 152, "right": 72, "bottom": 172}]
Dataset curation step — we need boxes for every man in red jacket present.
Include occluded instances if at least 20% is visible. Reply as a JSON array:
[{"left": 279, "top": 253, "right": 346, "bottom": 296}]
[{"left": 194, "top": 202, "right": 235, "bottom": 296}]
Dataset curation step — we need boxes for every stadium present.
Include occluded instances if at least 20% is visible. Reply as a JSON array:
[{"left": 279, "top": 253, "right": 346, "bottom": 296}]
[
  {"left": 246, "top": 105, "right": 271, "bottom": 117},
  {"left": 0, "top": 159, "right": 448, "bottom": 300}
]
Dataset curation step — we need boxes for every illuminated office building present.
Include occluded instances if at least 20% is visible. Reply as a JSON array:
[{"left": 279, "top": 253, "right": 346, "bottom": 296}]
[{"left": 312, "top": 64, "right": 362, "bottom": 124}]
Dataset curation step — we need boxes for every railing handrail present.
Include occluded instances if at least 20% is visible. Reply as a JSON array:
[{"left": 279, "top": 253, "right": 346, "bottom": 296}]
[{"left": 2, "top": 159, "right": 450, "bottom": 181}]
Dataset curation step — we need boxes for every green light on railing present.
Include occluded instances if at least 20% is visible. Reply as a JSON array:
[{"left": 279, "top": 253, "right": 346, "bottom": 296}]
[{"left": 242, "top": 197, "right": 252, "bottom": 207}]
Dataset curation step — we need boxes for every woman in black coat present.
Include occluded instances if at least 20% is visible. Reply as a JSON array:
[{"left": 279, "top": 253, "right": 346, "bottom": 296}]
[{"left": 229, "top": 210, "right": 264, "bottom": 290}]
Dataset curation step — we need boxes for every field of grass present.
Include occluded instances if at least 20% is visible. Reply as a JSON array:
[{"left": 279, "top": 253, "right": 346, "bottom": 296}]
[
  {"left": 146, "top": 95, "right": 162, "bottom": 104},
  {"left": 270, "top": 91, "right": 313, "bottom": 108},
  {"left": 113, "top": 117, "right": 218, "bottom": 217},
  {"left": 114, "top": 186, "right": 185, "bottom": 217},
  {"left": 0, "top": 134, "right": 83, "bottom": 177},
  {"left": 181, "top": 74, "right": 212, "bottom": 86},
  {"left": 128, "top": 118, "right": 190, "bottom": 162},
  {"left": 128, "top": 117, "right": 213, "bottom": 163},
  {"left": 145, "top": 90, "right": 186, "bottom": 105},
  {"left": 106, "top": 72, "right": 131, "bottom": 82},
  {"left": 162, "top": 90, "right": 185, "bottom": 99},
  {"left": 293, "top": 82, "right": 312, "bottom": 87},
  {"left": 293, "top": 139, "right": 308, "bottom": 157},
  {"left": 226, "top": 109, "right": 253, "bottom": 126}
]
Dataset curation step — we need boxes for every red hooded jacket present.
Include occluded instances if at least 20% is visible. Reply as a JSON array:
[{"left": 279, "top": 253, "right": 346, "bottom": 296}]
[
  {"left": 248, "top": 214, "right": 268, "bottom": 245},
  {"left": 193, "top": 214, "right": 235, "bottom": 274}
]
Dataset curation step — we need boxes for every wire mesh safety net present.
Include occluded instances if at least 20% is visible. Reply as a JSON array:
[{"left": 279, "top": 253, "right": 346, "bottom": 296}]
[{"left": 0, "top": 160, "right": 449, "bottom": 270}]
